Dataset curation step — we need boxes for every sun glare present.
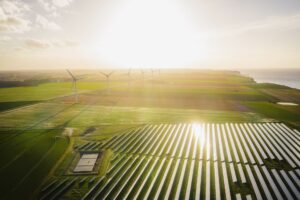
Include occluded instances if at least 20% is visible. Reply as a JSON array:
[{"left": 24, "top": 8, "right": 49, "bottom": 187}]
[
  {"left": 90, "top": 0, "right": 202, "bottom": 68},
  {"left": 193, "top": 123, "right": 205, "bottom": 146}
]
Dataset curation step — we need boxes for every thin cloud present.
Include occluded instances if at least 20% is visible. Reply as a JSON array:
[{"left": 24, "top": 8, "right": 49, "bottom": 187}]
[
  {"left": 38, "top": 0, "right": 73, "bottom": 13},
  {"left": 0, "top": 0, "right": 30, "bottom": 15},
  {"left": 0, "top": 1, "right": 31, "bottom": 33},
  {"left": 24, "top": 38, "right": 78, "bottom": 49},
  {"left": 232, "top": 14, "right": 300, "bottom": 34},
  {"left": 52, "top": 39, "right": 78, "bottom": 47},
  {"left": 0, "top": 36, "right": 11, "bottom": 41},
  {"left": 36, "top": 14, "right": 61, "bottom": 31},
  {"left": 0, "top": 15, "right": 31, "bottom": 33},
  {"left": 199, "top": 13, "right": 300, "bottom": 39},
  {"left": 52, "top": 0, "right": 73, "bottom": 8},
  {"left": 24, "top": 39, "right": 51, "bottom": 49}
]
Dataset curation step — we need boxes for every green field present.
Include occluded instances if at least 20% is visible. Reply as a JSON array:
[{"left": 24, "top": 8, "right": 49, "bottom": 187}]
[
  {"left": 0, "top": 69, "right": 299, "bottom": 199},
  {"left": 0, "top": 82, "right": 114, "bottom": 103},
  {"left": 0, "top": 128, "right": 69, "bottom": 199}
]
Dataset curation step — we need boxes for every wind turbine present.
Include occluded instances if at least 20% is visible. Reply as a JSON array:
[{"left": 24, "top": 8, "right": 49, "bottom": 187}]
[
  {"left": 127, "top": 68, "right": 132, "bottom": 86},
  {"left": 100, "top": 71, "right": 114, "bottom": 89},
  {"left": 140, "top": 69, "right": 145, "bottom": 81},
  {"left": 151, "top": 69, "right": 154, "bottom": 79},
  {"left": 66, "top": 69, "right": 82, "bottom": 103},
  {"left": 149, "top": 68, "right": 155, "bottom": 85}
]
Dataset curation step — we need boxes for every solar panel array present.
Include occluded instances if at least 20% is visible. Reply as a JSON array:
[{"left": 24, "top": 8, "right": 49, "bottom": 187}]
[{"left": 83, "top": 123, "right": 300, "bottom": 200}]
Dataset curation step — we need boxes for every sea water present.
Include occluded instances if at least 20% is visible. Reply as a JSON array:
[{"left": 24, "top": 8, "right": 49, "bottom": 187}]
[{"left": 241, "top": 69, "right": 300, "bottom": 90}]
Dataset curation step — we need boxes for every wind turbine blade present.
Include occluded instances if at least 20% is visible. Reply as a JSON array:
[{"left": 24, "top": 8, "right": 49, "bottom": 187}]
[
  {"left": 108, "top": 71, "right": 114, "bottom": 76},
  {"left": 66, "top": 69, "right": 76, "bottom": 80},
  {"left": 99, "top": 71, "right": 108, "bottom": 77},
  {"left": 77, "top": 74, "right": 89, "bottom": 80},
  {"left": 128, "top": 68, "right": 132, "bottom": 76},
  {"left": 78, "top": 74, "right": 89, "bottom": 78}
]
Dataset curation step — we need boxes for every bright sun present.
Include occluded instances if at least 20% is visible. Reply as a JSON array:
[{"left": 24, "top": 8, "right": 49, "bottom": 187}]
[{"left": 90, "top": 0, "right": 203, "bottom": 68}]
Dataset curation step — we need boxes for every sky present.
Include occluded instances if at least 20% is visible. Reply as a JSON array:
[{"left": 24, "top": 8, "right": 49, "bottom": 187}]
[{"left": 0, "top": 0, "right": 300, "bottom": 70}]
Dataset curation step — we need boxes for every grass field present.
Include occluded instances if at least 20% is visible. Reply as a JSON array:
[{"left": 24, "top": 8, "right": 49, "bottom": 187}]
[
  {"left": 0, "top": 101, "right": 40, "bottom": 112},
  {"left": 0, "top": 69, "right": 299, "bottom": 199},
  {"left": 0, "top": 128, "right": 69, "bottom": 199},
  {"left": 245, "top": 102, "right": 300, "bottom": 127},
  {"left": 0, "top": 82, "right": 111, "bottom": 102}
]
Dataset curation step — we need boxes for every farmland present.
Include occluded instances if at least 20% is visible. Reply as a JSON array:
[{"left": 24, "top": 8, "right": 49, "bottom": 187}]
[
  {"left": 0, "top": 69, "right": 299, "bottom": 199},
  {"left": 0, "top": 82, "right": 108, "bottom": 103}
]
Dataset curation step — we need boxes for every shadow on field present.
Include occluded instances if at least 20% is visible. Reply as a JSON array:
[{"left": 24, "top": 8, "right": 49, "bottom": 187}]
[
  {"left": 0, "top": 103, "right": 76, "bottom": 146},
  {"left": 0, "top": 101, "right": 40, "bottom": 112}
]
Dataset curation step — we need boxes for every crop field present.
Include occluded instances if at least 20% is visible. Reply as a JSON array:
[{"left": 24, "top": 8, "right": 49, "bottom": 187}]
[
  {"left": 0, "top": 82, "right": 111, "bottom": 103},
  {"left": 0, "top": 102, "right": 265, "bottom": 131},
  {"left": 40, "top": 122, "right": 300, "bottom": 200}
]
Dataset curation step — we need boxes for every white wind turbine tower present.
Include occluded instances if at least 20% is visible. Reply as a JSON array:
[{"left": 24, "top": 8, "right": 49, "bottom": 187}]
[
  {"left": 151, "top": 68, "right": 155, "bottom": 79},
  {"left": 150, "top": 69, "right": 154, "bottom": 78},
  {"left": 66, "top": 69, "right": 82, "bottom": 103},
  {"left": 140, "top": 69, "right": 147, "bottom": 85},
  {"left": 150, "top": 68, "right": 155, "bottom": 85},
  {"left": 140, "top": 69, "right": 145, "bottom": 81},
  {"left": 100, "top": 71, "right": 114, "bottom": 90},
  {"left": 127, "top": 68, "right": 132, "bottom": 86}
]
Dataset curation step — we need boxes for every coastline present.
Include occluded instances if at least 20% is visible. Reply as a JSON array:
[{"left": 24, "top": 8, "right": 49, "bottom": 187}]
[{"left": 240, "top": 69, "right": 300, "bottom": 90}]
